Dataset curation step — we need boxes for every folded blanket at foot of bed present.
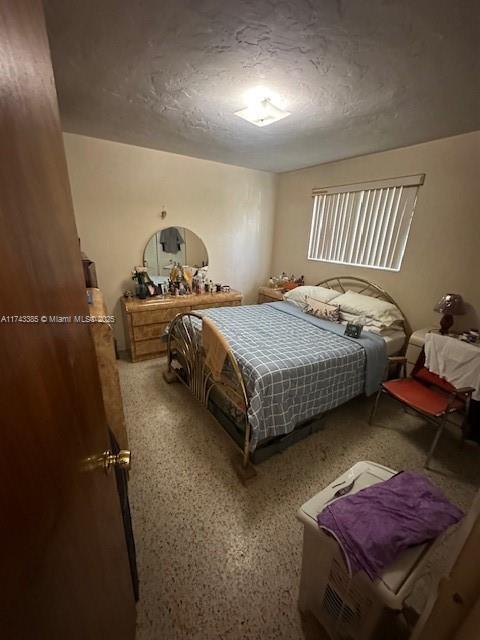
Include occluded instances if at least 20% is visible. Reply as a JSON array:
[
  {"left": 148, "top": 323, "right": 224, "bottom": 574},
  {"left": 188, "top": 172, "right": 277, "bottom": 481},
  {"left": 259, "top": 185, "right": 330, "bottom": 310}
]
[{"left": 317, "top": 471, "right": 464, "bottom": 579}]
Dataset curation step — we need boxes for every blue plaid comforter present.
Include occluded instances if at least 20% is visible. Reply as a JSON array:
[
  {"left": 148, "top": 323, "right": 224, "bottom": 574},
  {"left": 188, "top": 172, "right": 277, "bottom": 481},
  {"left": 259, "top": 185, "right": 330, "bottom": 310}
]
[{"left": 196, "top": 302, "right": 385, "bottom": 450}]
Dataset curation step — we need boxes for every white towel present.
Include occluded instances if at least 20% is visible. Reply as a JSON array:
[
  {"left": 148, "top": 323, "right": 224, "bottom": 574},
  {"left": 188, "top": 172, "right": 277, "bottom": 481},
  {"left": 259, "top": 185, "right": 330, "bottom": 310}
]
[{"left": 424, "top": 333, "right": 480, "bottom": 400}]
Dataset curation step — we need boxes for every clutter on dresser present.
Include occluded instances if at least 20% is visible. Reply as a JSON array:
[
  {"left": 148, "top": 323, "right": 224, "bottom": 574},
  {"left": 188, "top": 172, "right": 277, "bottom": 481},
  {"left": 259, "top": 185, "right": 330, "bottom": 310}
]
[
  {"left": 131, "top": 266, "right": 152, "bottom": 299},
  {"left": 266, "top": 272, "right": 304, "bottom": 292},
  {"left": 130, "top": 263, "right": 232, "bottom": 301},
  {"left": 168, "top": 262, "right": 192, "bottom": 295},
  {"left": 191, "top": 265, "right": 210, "bottom": 293}
]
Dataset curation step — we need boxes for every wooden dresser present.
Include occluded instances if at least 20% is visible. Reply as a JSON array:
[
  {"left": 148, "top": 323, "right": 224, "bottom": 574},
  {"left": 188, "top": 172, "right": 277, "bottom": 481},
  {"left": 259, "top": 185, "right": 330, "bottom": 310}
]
[
  {"left": 122, "top": 290, "right": 242, "bottom": 362},
  {"left": 88, "top": 288, "right": 129, "bottom": 449}
]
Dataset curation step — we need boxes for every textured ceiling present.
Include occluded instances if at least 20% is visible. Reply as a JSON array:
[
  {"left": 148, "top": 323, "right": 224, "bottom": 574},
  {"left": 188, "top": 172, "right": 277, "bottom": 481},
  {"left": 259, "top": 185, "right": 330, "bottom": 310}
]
[{"left": 44, "top": 0, "right": 479, "bottom": 172}]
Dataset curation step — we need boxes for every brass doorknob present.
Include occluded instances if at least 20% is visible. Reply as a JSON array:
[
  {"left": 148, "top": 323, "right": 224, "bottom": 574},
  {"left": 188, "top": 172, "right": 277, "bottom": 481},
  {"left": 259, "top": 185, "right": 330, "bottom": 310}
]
[{"left": 101, "top": 449, "right": 131, "bottom": 474}]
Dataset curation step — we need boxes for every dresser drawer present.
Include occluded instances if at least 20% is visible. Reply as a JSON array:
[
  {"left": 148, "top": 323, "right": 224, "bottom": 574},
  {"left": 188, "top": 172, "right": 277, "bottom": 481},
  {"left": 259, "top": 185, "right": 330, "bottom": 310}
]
[
  {"left": 122, "top": 292, "right": 242, "bottom": 362},
  {"left": 192, "top": 302, "right": 218, "bottom": 310},
  {"left": 133, "top": 322, "right": 169, "bottom": 341},
  {"left": 192, "top": 300, "right": 241, "bottom": 311},
  {"left": 134, "top": 337, "right": 167, "bottom": 357},
  {"left": 132, "top": 306, "right": 190, "bottom": 326}
]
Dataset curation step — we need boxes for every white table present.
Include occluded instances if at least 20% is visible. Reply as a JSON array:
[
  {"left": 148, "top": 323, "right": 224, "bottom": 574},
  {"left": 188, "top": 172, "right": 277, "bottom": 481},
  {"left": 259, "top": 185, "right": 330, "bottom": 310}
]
[{"left": 425, "top": 332, "right": 480, "bottom": 400}]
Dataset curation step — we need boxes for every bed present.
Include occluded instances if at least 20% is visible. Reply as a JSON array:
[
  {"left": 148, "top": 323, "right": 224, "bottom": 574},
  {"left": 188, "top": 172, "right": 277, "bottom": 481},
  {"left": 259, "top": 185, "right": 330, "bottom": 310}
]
[{"left": 163, "top": 276, "right": 411, "bottom": 479}]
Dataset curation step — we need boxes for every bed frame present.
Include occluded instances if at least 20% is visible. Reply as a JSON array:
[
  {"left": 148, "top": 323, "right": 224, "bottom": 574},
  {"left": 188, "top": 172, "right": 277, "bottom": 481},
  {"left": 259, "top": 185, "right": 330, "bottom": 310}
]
[
  {"left": 316, "top": 275, "right": 412, "bottom": 340},
  {"left": 163, "top": 276, "right": 410, "bottom": 481}
]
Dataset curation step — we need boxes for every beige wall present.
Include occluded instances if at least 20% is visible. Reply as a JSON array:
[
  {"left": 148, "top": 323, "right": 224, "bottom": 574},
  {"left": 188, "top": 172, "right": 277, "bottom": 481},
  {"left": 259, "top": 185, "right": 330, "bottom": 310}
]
[
  {"left": 272, "top": 132, "right": 480, "bottom": 333},
  {"left": 65, "top": 130, "right": 479, "bottom": 347},
  {"left": 64, "top": 133, "right": 276, "bottom": 348}
]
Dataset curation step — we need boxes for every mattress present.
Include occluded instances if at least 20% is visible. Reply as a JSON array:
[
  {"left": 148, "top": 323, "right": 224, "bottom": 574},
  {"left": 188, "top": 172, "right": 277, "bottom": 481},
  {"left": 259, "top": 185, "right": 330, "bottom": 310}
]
[
  {"left": 192, "top": 302, "right": 387, "bottom": 450},
  {"left": 207, "top": 328, "right": 405, "bottom": 433},
  {"left": 382, "top": 330, "right": 406, "bottom": 356}
]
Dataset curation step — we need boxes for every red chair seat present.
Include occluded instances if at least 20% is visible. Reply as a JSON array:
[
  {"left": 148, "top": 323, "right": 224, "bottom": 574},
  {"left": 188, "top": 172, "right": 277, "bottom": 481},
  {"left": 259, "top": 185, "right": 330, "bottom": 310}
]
[
  {"left": 414, "top": 367, "right": 456, "bottom": 393},
  {"left": 383, "top": 379, "right": 463, "bottom": 417}
]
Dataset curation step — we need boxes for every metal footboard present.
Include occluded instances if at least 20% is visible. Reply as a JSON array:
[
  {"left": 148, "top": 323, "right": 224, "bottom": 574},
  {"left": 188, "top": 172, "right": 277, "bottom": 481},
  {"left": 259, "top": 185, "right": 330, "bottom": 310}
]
[{"left": 164, "top": 312, "right": 254, "bottom": 476}]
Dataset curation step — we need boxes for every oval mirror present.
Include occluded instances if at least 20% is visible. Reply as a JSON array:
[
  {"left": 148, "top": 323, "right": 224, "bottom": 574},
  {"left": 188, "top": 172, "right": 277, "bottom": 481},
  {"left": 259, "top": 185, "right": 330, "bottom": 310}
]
[{"left": 143, "top": 227, "right": 208, "bottom": 283}]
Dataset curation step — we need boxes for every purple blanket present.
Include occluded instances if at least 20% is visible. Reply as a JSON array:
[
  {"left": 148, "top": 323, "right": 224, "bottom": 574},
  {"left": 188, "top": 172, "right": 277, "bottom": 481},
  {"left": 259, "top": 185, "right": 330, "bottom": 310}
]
[{"left": 317, "top": 471, "right": 464, "bottom": 579}]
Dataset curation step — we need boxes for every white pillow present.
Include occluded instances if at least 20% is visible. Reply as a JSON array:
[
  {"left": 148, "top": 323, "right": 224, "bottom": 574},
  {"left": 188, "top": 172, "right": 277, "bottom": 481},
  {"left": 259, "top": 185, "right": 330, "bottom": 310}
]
[
  {"left": 362, "top": 325, "right": 405, "bottom": 336},
  {"left": 284, "top": 285, "right": 340, "bottom": 308},
  {"left": 340, "top": 310, "right": 391, "bottom": 329},
  {"left": 334, "top": 290, "right": 403, "bottom": 326}
]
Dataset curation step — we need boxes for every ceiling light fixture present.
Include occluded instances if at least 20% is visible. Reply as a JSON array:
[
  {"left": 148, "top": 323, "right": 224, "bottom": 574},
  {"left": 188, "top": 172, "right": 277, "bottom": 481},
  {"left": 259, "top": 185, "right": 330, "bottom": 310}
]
[{"left": 234, "top": 92, "right": 290, "bottom": 127}]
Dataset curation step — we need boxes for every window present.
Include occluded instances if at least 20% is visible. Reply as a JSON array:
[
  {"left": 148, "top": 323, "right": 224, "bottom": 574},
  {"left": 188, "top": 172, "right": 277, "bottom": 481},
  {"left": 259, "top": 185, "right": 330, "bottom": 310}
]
[{"left": 308, "top": 174, "right": 424, "bottom": 271}]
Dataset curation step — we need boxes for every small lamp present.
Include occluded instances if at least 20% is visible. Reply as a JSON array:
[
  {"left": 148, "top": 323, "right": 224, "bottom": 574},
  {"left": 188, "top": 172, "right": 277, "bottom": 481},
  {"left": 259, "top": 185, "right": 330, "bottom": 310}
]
[{"left": 434, "top": 293, "right": 465, "bottom": 335}]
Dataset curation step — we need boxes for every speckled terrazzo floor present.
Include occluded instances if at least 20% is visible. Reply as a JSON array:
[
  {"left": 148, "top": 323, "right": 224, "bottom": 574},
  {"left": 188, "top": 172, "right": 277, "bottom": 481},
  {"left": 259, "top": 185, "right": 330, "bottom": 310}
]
[{"left": 118, "top": 357, "right": 480, "bottom": 640}]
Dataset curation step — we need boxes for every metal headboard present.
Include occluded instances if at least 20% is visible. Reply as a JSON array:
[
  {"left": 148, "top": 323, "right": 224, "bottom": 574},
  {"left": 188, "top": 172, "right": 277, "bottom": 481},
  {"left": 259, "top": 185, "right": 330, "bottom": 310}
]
[{"left": 316, "top": 275, "right": 412, "bottom": 338}]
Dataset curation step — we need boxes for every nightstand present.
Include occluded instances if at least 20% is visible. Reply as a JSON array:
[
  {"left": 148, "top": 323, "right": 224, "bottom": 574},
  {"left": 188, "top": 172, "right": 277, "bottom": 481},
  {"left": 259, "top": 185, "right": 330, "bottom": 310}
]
[{"left": 257, "top": 286, "right": 284, "bottom": 304}]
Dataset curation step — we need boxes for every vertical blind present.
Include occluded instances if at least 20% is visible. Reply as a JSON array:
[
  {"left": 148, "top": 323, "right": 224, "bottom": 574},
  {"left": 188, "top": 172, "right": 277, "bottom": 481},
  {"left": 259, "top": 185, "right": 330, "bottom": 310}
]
[{"left": 308, "top": 174, "right": 424, "bottom": 271}]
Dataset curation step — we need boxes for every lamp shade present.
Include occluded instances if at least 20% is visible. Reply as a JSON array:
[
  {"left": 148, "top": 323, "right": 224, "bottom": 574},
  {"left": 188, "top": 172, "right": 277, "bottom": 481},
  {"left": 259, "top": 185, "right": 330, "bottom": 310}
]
[{"left": 434, "top": 293, "right": 465, "bottom": 315}]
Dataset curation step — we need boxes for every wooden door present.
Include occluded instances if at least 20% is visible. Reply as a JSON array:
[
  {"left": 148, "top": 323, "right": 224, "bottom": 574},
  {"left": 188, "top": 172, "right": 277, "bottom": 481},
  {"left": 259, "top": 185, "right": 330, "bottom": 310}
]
[{"left": 0, "top": 1, "right": 136, "bottom": 638}]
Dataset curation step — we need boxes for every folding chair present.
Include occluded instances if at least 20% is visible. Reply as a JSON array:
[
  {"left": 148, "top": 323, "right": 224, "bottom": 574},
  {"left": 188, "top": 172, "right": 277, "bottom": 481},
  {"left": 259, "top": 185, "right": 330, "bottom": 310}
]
[{"left": 369, "top": 350, "right": 474, "bottom": 468}]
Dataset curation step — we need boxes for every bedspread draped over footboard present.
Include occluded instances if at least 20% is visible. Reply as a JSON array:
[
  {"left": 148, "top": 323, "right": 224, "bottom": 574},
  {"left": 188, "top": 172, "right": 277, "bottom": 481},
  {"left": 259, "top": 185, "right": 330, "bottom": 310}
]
[{"left": 193, "top": 302, "right": 387, "bottom": 451}]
